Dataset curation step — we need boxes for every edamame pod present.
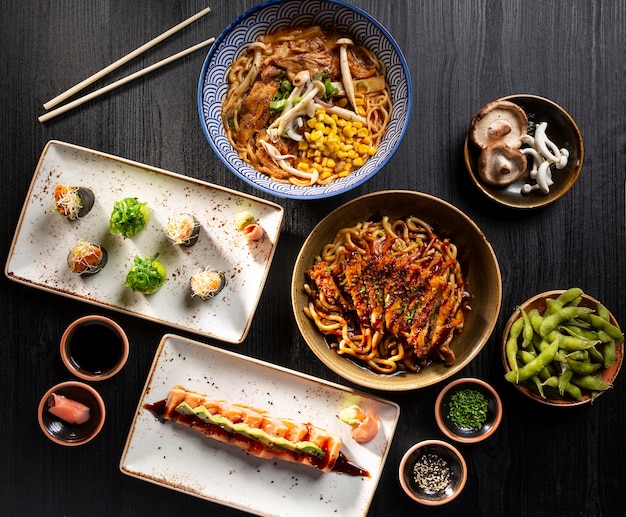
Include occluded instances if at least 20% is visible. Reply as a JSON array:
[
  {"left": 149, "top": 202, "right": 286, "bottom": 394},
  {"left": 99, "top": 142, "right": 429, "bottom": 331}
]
[
  {"left": 555, "top": 287, "right": 583, "bottom": 307},
  {"left": 581, "top": 314, "right": 624, "bottom": 343},
  {"left": 539, "top": 307, "right": 593, "bottom": 337},
  {"left": 506, "top": 317, "right": 524, "bottom": 381},
  {"left": 520, "top": 308, "right": 534, "bottom": 348},
  {"left": 570, "top": 374, "right": 612, "bottom": 391},
  {"left": 505, "top": 339, "right": 559, "bottom": 383},
  {"left": 596, "top": 302, "right": 610, "bottom": 322},
  {"left": 567, "top": 358, "right": 601, "bottom": 376},
  {"left": 603, "top": 341, "right": 616, "bottom": 368}
]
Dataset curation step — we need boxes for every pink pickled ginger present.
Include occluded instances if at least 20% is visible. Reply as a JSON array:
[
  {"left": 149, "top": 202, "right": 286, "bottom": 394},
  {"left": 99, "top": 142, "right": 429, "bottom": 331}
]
[{"left": 48, "top": 393, "right": 91, "bottom": 425}]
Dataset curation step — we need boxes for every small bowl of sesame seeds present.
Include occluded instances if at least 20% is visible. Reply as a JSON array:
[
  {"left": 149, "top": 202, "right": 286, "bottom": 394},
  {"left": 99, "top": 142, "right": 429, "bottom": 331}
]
[
  {"left": 399, "top": 439, "right": 468, "bottom": 506},
  {"left": 435, "top": 377, "right": 503, "bottom": 443}
]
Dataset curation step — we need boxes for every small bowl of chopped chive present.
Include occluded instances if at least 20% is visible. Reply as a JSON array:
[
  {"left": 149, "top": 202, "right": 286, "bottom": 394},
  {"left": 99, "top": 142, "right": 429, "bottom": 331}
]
[
  {"left": 399, "top": 439, "right": 467, "bottom": 506},
  {"left": 435, "top": 377, "right": 503, "bottom": 443}
]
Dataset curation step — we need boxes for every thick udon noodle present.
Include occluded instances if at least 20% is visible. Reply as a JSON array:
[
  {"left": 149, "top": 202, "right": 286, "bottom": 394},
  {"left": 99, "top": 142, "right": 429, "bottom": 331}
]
[
  {"left": 222, "top": 26, "right": 392, "bottom": 186},
  {"left": 304, "top": 216, "right": 469, "bottom": 374}
]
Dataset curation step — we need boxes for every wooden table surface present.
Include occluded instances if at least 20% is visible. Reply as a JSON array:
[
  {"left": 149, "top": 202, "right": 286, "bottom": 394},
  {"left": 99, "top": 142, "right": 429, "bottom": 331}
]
[{"left": 1, "top": 1, "right": 624, "bottom": 515}]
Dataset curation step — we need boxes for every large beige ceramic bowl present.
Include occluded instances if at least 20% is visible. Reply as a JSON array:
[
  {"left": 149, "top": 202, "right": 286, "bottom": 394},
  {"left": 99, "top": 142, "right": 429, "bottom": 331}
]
[{"left": 291, "top": 190, "right": 502, "bottom": 391}]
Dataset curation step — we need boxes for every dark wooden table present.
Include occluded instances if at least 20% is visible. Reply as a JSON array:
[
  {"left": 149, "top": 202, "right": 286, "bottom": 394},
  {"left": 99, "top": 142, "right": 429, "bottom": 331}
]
[{"left": 2, "top": 1, "right": 624, "bottom": 515}]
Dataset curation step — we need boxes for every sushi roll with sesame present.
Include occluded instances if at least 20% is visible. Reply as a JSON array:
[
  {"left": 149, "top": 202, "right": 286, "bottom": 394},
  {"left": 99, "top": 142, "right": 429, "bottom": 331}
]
[
  {"left": 67, "top": 239, "right": 108, "bottom": 276},
  {"left": 110, "top": 197, "right": 150, "bottom": 238},
  {"left": 190, "top": 267, "right": 226, "bottom": 300},
  {"left": 166, "top": 213, "right": 200, "bottom": 247},
  {"left": 53, "top": 184, "right": 95, "bottom": 220}
]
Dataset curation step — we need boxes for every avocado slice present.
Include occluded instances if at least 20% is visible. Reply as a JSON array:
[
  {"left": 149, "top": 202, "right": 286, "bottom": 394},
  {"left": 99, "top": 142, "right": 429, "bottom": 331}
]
[
  {"left": 175, "top": 401, "right": 195, "bottom": 416},
  {"left": 175, "top": 403, "right": 325, "bottom": 458}
]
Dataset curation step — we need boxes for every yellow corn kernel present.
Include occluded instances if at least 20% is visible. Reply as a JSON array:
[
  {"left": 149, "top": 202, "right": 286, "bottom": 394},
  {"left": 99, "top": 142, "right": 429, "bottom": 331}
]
[
  {"left": 357, "top": 127, "right": 369, "bottom": 137},
  {"left": 361, "top": 136, "right": 372, "bottom": 145},
  {"left": 358, "top": 144, "right": 369, "bottom": 155},
  {"left": 338, "top": 170, "right": 350, "bottom": 177},
  {"left": 368, "top": 146, "right": 377, "bottom": 156},
  {"left": 310, "top": 129, "right": 323, "bottom": 141},
  {"left": 297, "top": 162, "right": 309, "bottom": 171},
  {"left": 353, "top": 157, "right": 364, "bottom": 167},
  {"left": 320, "top": 169, "right": 332, "bottom": 180},
  {"left": 298, "top": 141, "right": 309, "bottom": 151}
]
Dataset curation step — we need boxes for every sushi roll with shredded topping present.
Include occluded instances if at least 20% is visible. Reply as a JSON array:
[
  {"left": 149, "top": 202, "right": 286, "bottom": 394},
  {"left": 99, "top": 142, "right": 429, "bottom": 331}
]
[
  {"left": 190, "top": 267, "right": 226, "bottom": 300},
  {"left": 67, "top": 239, "right": 108, "bottom": 276},
  {"left": 53, "top": 184, "right": 95, "bottom": 220},
  {"left": 166, "top": 213, "right": 200, "bottom": 247}
]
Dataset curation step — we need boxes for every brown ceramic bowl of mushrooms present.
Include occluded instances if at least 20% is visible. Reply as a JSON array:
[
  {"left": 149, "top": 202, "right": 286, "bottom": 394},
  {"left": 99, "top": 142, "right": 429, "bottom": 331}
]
[{"left": 463, "top": 94, "right": 583, "bottom": 209}]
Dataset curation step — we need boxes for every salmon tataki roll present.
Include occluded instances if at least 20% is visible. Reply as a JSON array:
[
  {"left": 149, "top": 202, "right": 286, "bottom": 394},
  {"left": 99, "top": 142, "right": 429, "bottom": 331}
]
[{"left": 144, "top": 386, "right": 370, "bottom": 477}]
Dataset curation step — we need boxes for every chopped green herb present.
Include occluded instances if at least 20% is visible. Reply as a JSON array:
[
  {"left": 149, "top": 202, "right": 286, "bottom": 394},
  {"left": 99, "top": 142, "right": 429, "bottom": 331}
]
[
  {"left": 324, "top": 78, "right": 338, "bottom": 99},
  {"left": 447, "top": 388, "right": 488, "bottom": 430}
]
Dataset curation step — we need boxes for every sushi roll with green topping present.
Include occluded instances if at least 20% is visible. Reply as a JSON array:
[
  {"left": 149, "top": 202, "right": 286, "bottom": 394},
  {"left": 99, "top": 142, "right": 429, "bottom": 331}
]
[
  {"left": 166, "top": 213, "right": 200, "bottom": 247},
  {"left": 67, "top": 239, "right": 107, "bottom": 276},
  {"left": 110, "top": 197, "right": 150, "bottom": 238},
  {"left": 190, "top": 267, "right": 226, "bottom": 300},
  {"left": 53, "top": 184, "right": 95, "bottom": 220},
  {"left": 125, "top": 254, "right": 167, "bottom": 294}
]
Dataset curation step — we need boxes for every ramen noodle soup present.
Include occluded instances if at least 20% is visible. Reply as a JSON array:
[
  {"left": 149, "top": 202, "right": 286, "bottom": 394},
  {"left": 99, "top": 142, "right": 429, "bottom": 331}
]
[
  {"left": 303, "top": 216, "right": 470, "bottom": 374},
  {"left": 222, "top": 26, "right": 392, "bottom": 187}
]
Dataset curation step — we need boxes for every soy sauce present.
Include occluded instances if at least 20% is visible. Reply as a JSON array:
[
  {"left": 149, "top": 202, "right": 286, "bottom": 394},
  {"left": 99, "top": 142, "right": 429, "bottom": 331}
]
[{"left": 68, "top": 322, "right": 123, "bottom": 375}]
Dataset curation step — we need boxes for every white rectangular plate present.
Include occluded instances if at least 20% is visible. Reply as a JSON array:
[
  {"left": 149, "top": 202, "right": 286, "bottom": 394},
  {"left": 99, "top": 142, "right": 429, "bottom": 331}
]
[
  {"left": 5, "top": 141, "right": 284, "bottom": 343},
  {"left": 120, "top": 334, "right": 400, "bottom": 517}
]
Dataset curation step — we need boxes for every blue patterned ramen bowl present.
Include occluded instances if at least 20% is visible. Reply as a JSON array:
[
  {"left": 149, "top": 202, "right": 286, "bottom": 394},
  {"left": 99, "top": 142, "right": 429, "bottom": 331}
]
[{"left": 198, "top": 0, "right": 412, "bottom": 200}]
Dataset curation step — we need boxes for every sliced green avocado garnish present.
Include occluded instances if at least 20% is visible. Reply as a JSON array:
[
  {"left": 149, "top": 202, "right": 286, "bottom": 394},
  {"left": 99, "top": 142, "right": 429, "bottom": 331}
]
[{"left": 175, "top": 403, "right": 324, "bottom": 458}]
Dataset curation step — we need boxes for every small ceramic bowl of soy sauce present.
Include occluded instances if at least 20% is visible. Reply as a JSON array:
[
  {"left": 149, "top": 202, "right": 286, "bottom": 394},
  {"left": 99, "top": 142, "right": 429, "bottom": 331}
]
[
  {"left": 399, "top": 439, "right": 468, "bottom": 506},
  {"left": 435, "top": 377, "right": 503, "bottom": 443},
  {"left": 60, "top": 315, "right": 129, "bottom": 381},
  {"left": 38, "top": 381, "right": 106, "bottom": 446}
]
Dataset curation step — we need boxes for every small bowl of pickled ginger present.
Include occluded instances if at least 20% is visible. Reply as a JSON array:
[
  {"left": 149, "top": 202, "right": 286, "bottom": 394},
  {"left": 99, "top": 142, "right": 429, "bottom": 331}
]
[{"left": 38, "top": 381, "right": 105, "bottom": 446}]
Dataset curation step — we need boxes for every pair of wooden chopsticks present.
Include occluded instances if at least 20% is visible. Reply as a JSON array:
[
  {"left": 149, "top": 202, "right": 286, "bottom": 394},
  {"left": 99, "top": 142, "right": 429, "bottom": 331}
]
[{"left": 39, "top": 6, "right": 215, "bottom": 123}]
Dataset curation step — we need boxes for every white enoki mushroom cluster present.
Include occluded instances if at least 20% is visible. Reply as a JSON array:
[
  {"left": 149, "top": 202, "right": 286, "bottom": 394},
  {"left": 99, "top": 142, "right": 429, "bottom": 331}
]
[
  {"left": 520, "top": 122, "right": 569, "bottom": 195},
  {"left": 261, "top": 40, "right": 368, "bottom": 185}
]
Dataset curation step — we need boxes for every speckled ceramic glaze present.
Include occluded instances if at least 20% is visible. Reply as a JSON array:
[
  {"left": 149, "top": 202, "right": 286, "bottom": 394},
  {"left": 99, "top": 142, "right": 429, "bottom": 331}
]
[
  {"left": 291, "top": 190, "right": 502, "bottom": 391},
  {"left": 120, "top": 334, "right": 400, "bottom": 516},
  {"left": 5, "top": 141, "right": 284, "bottom": 344},
  {"left": 198, "top": 0, "right": 412, "bottom": 199}
]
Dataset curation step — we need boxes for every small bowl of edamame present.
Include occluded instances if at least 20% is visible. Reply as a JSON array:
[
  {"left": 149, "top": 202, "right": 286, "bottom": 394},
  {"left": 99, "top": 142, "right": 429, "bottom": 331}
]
[
  {"left": 435, "top": 377, "right": 503, "bottom": 443},
  {"left": 501, "top": 288, "right": 624, "bottom": 406}
]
